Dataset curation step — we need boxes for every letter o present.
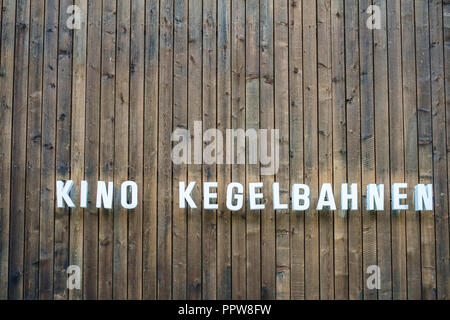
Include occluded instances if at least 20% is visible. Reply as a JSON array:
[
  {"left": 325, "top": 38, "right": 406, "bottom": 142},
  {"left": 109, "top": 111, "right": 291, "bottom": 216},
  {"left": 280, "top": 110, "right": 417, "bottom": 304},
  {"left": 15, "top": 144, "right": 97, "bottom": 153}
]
[{"left": 121, "top": 181, "right": 138, "bottom": 209}]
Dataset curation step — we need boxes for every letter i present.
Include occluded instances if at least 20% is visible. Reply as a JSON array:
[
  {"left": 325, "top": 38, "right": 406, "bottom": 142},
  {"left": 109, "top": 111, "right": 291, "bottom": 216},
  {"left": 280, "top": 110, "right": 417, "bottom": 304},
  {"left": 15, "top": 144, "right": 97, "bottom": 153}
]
[{"left": 80, "top": 181, "right": 88, "bottom": 208}]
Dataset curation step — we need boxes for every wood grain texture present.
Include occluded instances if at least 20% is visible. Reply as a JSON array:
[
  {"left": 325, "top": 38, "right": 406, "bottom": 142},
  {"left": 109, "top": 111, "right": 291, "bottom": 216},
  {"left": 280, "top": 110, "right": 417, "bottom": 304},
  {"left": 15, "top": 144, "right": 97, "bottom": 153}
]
[
  {"left": 445, "top": 0, "right": 450, "bottom": 301},
  {"left": 416, "top": 0, "right": 437, "bottom": 300},
  {"left": 83, "top": 0, "right": 101, "bottom": 300},
  {"left": 401, "top": 0, "right": 421, "bottom": 300},
  {"left": 128, "top": 0, "right": 145, "bottom": 300},
  {"left": 0, "top": 0, "right": 15, "bottom": 300},
  {"left": 444, "top": 0, "right": 450, "bottom": 302},
  {"left": 24, "top": 0, "right": 44, "bottom": 300},
  {"left": 113, "top": 0, "right": 130, "bottom": 300},
  {"left": 303, "top": 0, "right": 319, "bottom": 300},
  {"left": 373, "top": 0, "right": 392, "bottom": 300},
  {"left": 429, "top": 0, "right": 450, "bottom": 300},
  {"left": 231, "top": 0, "right": 246, "bottom": 300},
  {"left": 345, "top": 0, "right": 363, "bottom": 300},
  {"left": 246, "top": 0, "right": 261, "bottom": 300},
  {"left": 39, "top": 0, "right": 58, "bottom": 300},
  {"left": 387, "top": 0, "right": 406, "bottom": 300},
  {"left": 9, "top": 0, "right": 30, "bottom": 300},
  {"left": 158, "top": 0, "right": 173, "bottom": 300},
  {"left": 217, "top": 0, "right": 232, "bottom": 300},
  {"left": 70, "top": 0, "right": 87, "bottom": 300},
  {"left": 99, "top": 0, "right": 116, "bottom": 299},
  {"left": 54, "top": 0, "right": 72, "bottom": 300},
  {"left": 260, "top": 0, "right": 276, "bottom": 301},
  {"left": 202, "top": 0, "right": 217, "bottom": 300},
  {"left": 0, "top": 0, "right": 448, "bottom": 300},
  {"left": 289, "top": 0, "right": 304, "bottom": 301},
  {"left": 143, "top": 0, "right": 158, "bottom": 300},
  {"left": 317, "top": 0, "right": 334, "bottom": 300},
  {"left": 274, "top": 0, "right": 290, "bottom": 301},
  {"left": 186, "top": 0, "right": 202, "bottom": 300},
  {"left": 172, "top": 0, "right": 187, "bottom": 300},
  {"left": 332, "top": 0, "right": 347, "bottom": 300},
  {"left": 359, "top": 0, "right": 377, "bottom": 301}
]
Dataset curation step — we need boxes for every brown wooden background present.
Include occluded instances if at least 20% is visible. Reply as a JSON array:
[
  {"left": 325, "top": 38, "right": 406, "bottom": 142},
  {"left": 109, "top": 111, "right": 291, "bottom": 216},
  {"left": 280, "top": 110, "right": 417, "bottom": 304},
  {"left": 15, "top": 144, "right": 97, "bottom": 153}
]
[{"left": 0, "top": 0, "right": 449, "bottom": 300}]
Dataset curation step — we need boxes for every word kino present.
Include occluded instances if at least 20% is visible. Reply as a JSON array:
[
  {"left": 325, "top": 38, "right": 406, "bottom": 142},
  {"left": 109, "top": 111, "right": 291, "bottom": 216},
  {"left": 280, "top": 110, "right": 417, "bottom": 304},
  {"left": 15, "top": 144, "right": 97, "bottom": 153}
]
[{"left": 57, "top": 180, "right": 434, "bottom": 212}]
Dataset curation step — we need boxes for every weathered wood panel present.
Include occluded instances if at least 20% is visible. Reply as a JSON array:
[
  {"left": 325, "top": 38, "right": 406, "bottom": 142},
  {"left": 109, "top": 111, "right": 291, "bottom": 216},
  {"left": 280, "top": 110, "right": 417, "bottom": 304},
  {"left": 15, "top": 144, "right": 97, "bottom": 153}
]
[
  {"left": 0, "top": 0, "right": 449, "bottom": 300},
  {"left": 9, "top": 0, "right": 30, "bottom": 300},
  {"left": 359, "top": 0, "right": 377, "bottom": 301},
  {"left": 345, "top": 0, "right": 363, "bottom": 300},
  {"left": 172, "top": 0, "right": 187, "bottom": 300},
  {"left": 217, "top": 0, "right": 232, "bottom": 300},
  {"left": 402, "top": 0, "right": 421, "bottom": 300},
  {"left": 99, "top": 0, "right": 115, "bottom": 299},
  {"left": 416, "top": 0, "right": 437, "bottom": 300},
  {"left": 83, "top": 0, "right": 101, "bottom": 300},
  {"left": 0, "top": 0, "right": 15, "bottom": 301},
  {"left": 303, "top": 0, "right": 319, "bottom": 300},
  {"left": 260, "top": 0, "right": 276, "bottom": 301},
  {"left": 231, "top": 0, "right": 246, "bottom": 300},
  {"left": 113, "top": 0, "right": 130, "bottom": 300},
  {"left": 143, "top": 0, "right": 158, "bottom": 300},
  {"left": 128, "top": 0, "right": 144, "bottom": 300},
  {"left": 246, "top": 0, "right": 260, "bottom": 300},
  {"left": 186, "top": 0, "right": 201, "bottom": 301},
  {"left": 70, "top": 0, "right": 86, "bottom": 301}
]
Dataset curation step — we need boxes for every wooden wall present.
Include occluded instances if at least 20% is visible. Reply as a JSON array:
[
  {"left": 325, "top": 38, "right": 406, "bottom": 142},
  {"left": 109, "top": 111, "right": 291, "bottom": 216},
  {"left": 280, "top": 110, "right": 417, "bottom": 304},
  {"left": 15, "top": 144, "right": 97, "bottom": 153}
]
[{"left": 0, "top": 0, "right": 449, "bottom": 300}]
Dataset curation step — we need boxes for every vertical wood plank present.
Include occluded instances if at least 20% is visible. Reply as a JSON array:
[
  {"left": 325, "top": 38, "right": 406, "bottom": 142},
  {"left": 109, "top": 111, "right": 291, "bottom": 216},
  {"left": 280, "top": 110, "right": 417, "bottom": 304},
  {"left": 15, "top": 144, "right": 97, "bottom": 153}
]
[
  {"left": 158, "top": 0, "right": 173, "bottom": 300},
  {"left": 202, "top": 0, "right": 217, "bottom": 300},
  {"left": 260, "top": 0, "right": 276, "bottom": 300},
  {"left": 231, "top": 0, "right": 246, "bottom": 300},
  {"left": 303, "top": 0, "right": 319, "bottom": 300},
  {"left": 217, "top": 0, "right": 232, "bottom": 300},
  {"left": 317, "top": 0, "right": 334, "bottom": 300},
  {"left": 331, "top": 0, "right": 347, "bottom": 300},
  {"left": 187, "top": 0, "right": 202, "bottom": 301},
  {"left": 0, "top": 0, "right": 15, "bottom": 300},
  {"left": 444, "top": 0, "right": 450, "bottom": 300},
  {"left": 359, "top": 0, "right": 377, "bottom": 300},
  {"left": 345, "top": 0, "right": 363, "bottom": 300},
  {"left": 113, "top": 0, "right": 130, "bottom": 300},
  {"left": 274, "top": 0, "right": 290, "bottom": 300},
  {"left": 83, "top": 0, "right": 101, "bottom": 300},
  {"left": 172, "top": 0, "right": 188, "bottom": 300},
  {"left": 128, "top": 0, "right": 145, "bottom": 300},
  {"left": 8, "top": 0, "right": 30, "bottom": 300},
  {"left": 445, "top": 2, "right": 450, "bottom": 293},
  {"left": 289, "top": 0, "right": 304, "bottom": 300},
  {"left": 401, "top": 0, "right": 421, "bottom": 300},
  {"left": 39, "top": 0, "right": 57, "bottom": 300},
  {"left": 415, "top": 0, "right": 437, "bottom": 300},
  {"left": 24, "top": 0, "right": 44, "bottom": 300},
  {"left": 373, "top": 0, "right": 392, "bottom": 300},
  {"left": 0, "top": 0, "right": 2, "bottom": 296},
  {"left": 246, "top": 0, "right": 261, "bottom": 300},
  {"left": 69, "top": 0, "right": 87, "bottom": 301},
  {"left": 143, "top": 0, "right": 159, "bottom": 300},
  {"left": 387, "top": 0, "right": 407, "bottom": 300},
  {"left": 99, "top": 0, "right": 116, "bottom": 299},
  {"left": 54, "top": 0, "right": 73, "bottom": 300},
  {"left": 429, "top": 0, "right": 450, "bottom": 300},
  {"left": 0, "top": 0, "right": 2, "bottom": 292}
]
